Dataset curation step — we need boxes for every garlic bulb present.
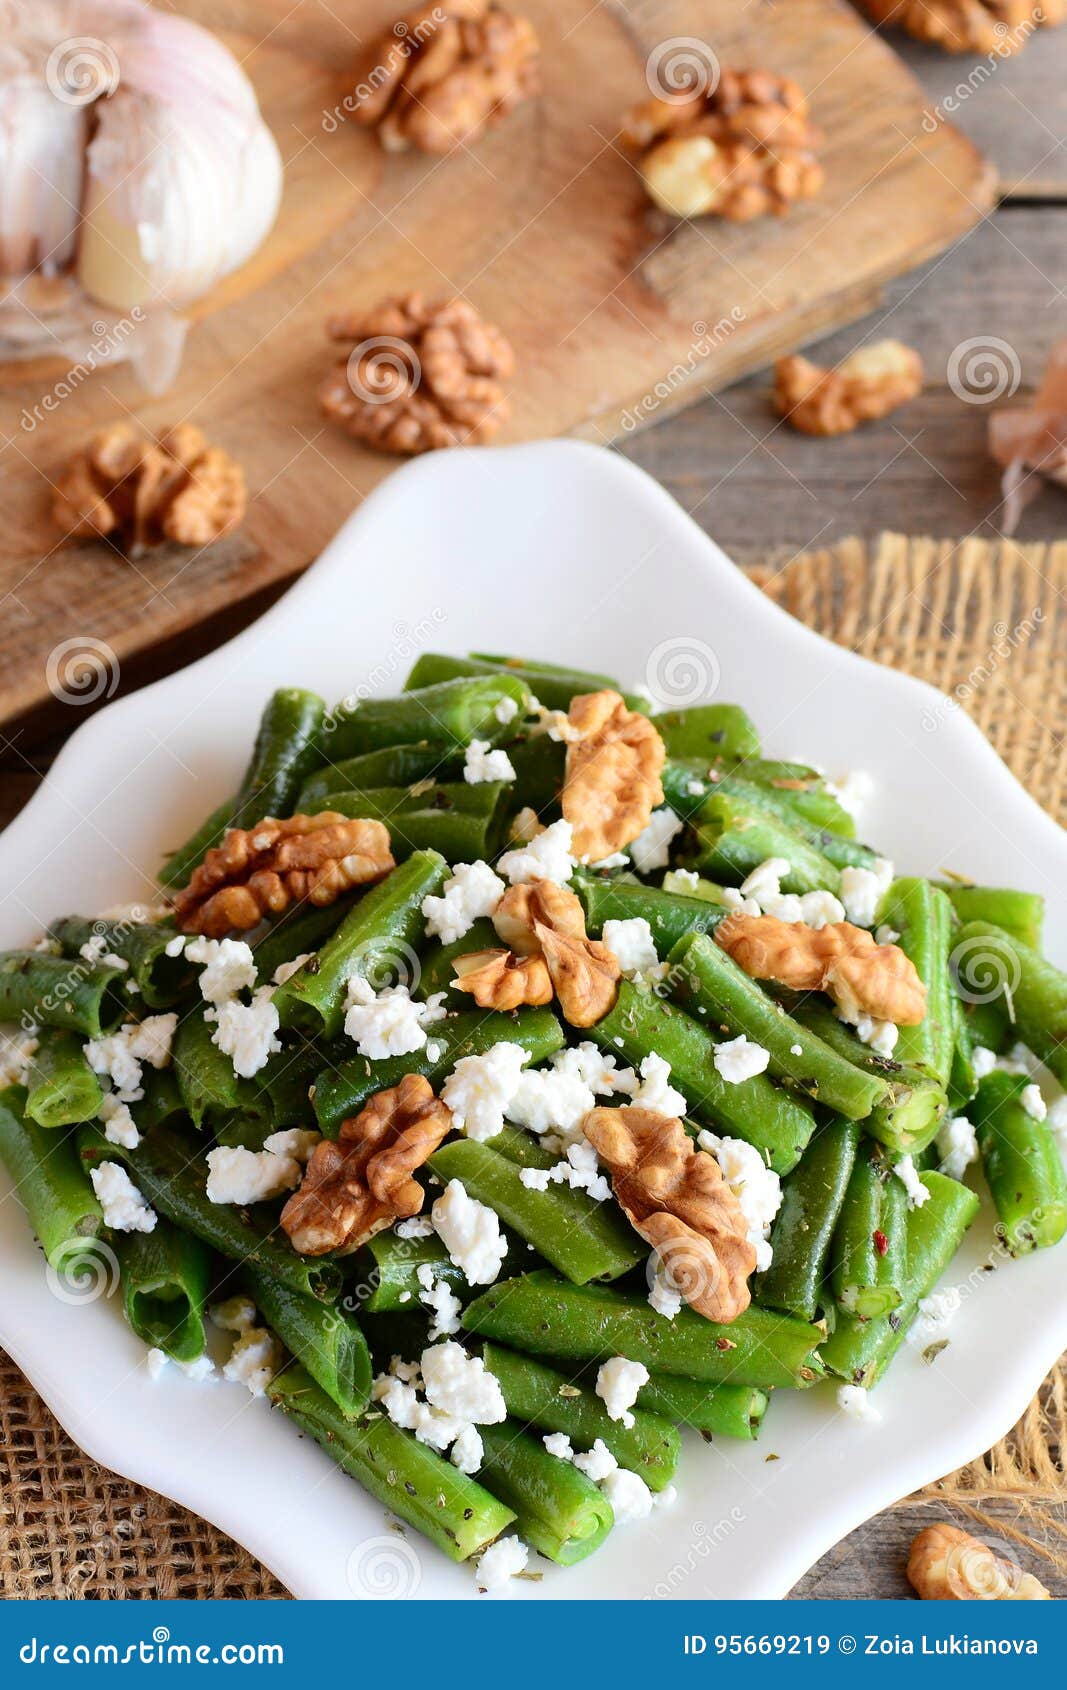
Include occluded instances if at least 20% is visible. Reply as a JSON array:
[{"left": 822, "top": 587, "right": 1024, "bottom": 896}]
[{"left": 0, "top": 0, "right": 282, "bottom": 377}]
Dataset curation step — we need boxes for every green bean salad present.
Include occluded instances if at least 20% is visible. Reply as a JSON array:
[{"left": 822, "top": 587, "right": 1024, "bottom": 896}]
[{"left": 2, "top": 650, "right": 1065, "bottom": 1593}]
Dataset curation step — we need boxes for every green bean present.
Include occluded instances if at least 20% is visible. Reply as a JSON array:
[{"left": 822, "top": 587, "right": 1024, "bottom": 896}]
[
  {"left": 243, "top": 1265, "right": 371, "bottom": 1417},
  {"left": 117, "top": 1219, "right": 212, "bottom": 1363},
  {"left": 405, "top": 653, "right": 646, "bottom": 714},
  {"left": 463, "top": 1272, "right": 825, "bottom": 1388},
  {"left": 937, "top": 883, "right": 1044, "bottom": 951},
  {"left": 78, "top": 1125, "right": 342, "bottom": 1301},
  {"left": 951, "top": 920, "right": 1067, "bottom": 1088},
  {"left": 662, "top": 761, "right": 860, "bottom": 851},
  {"left": 268, "top": 1365, "right": 514, "bottom": 1561},
  {"left": 252, "top": 1039, "right": 325, "bottom": 1130},
  {"left": 318, "top": 675, "right": 529, "bottom": 763},
  {"left": 313, "top": 1007, "right": 564, "bottom": 1137},
  {"left": 692, "top": 790, "right": 841, "bottom": 894},
  {"left": 661, "top": 870, "right": 728, "bottom": 904},
  {"left": 504, "top": 734, "right": 566, "bottom": 813},
  {"left": 661, "top": 760, "right": 723, "bottom": 820},
  {"left": 158, "top": 795, "right": 233, "bottom": 891},
  {"left": 635, "top": 1374, "right": 769, "bottom": 1440},
  {"left": 973, "top": 1071, "right": 1067, "bottom": 1254},
  {"left": 24, "top": 1030, "right": 103, "bottom": 1129},
  {"left": 590, "top": 982, "right": 816, "bottom": 1174},
  {"left": 412, "top": 918, "right": 499, "bottom": 1006},
  {"left": 756, "top": 1119, "right": 860, "bottom": 1322},
  {"left": 49, "top": 916, "right": 192, "bottom": 1009},
  {"left": 782, "top": 995, "right": 946, "bottom": 1153},
  {"left": 481, "top": 1344, "right": 678, "bottom": 1490},
  {"left": 880, "top": 879, "right": 955, "bottom": 1086},
  {"left": 471, "top": 652, "right": 621, "bottom": 688},
  {"left": 309, "top": 783, "right": 507, "bottom": 863},
  {"left": 354, "top": 1231, "right": 467, "bottom": 1314},
  {"left": 273, "top": 850, "right": 448, "bottom": 1039},
  {"left": 0, "top": 1086, "right": 104, "bottom": 1274},
  {"left": 575, "top": 872, "right": 726, "bottom": 956},
  {"left": 828, "top": 1141, "right": 908, "bottom": 1317},
  {"left": 948, "top": 992, "right": 978, "bottom": 1112},
  {"left": 429, "top": 1139, "right": 644, "bottom": 1284},
  {"left": 668, "top": 933, "right": 888, "bottom": 1122},
  {"left": 656, "top": 704, "right": 761, "bottom": 763},
  {"left": 736, "top": 761, "right": 857, "bottom": 839},
  {"left": 475, "top": 1420, "right": 614, "bottom": 1566},
  {"left": 231, "top": 687, "right": 326, "bottom": 831},
  {"left": 131, "top": 1066, "right": 187, "bottom": 1135},
  {"left": 298, "top": 744, "right": 462, "bottom": 810},
  {"left": 962, "top": 995, "right": 1012, "bottom": 1057},
  {"left": 0, "top": 952, "right": 126, "bottom": 1038},
  {"left": 251, "top": 893, "right": 362, "bottom": 987},
  {"left": 172, "top": 1007, "right": 270, "bottom": 1132},
  {"left": 819, "top": 1172, "right": 979, "bottom": 1387},
  {"left": 709, "top": 774, "right": 876, "bottom": 872}
]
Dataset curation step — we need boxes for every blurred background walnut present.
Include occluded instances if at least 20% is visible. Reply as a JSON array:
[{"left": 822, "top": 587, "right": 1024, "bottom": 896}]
[
  {"left": 319, "top": 292, "right": 515, "bottom": 454},
  {"left": 774, "top": 339, "right": 923, "bottom": 435},
  {"left": 856, "top": 0, "right": 1065, "bottom": 53},
  {"left": 52, "top": 423, "right": 246, "bottom": 556},
  {"left": 622, "top": 69, "right": 823, "bottom": 221},
  {"left": 349, "top": 0, "right": 539, "bottom": 155}
]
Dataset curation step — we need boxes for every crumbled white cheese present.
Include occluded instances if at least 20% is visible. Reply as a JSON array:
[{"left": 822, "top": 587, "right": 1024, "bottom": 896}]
[
  {"left": 595, "top": 1356, "right": 649, "bottom": 1430},
  {"left": 450, "top": 1424, "right": 484, "bottom": 1474},
  {"left": 894, "top": 1154, "right": 930, "bottom": 1210},
  {"left": 464, "top": 739, "right": 516, "bottom": 785},
  {"left": 837, "top": 1384, "right": 881, "bottom": 1423},
  {"left": 509, "top": 806, "right": 543, "bottom": 844},
  {"left": 421, "top": 1340, "right": 507, "bottom": 1425},
  {"left": 0, "top": 1030, "right": 38, "bottom": 1088},
  {"left": 206, "top": 986, "right": 281, "bottom": 1078},
  {"left": 432, "top": 1179, "right": 509, "bottom": 1284},
  {"left": 146, "top": 1347, "right": 216, "bottom": 1383},
  {"left": 936, "top": 1116, "right": 978, "bottom": 1183},
  {"left": 590, "top": 851, "right": 630, "bottom": 870},
  {"left": 395, "top": 1215, "right": 435, "bottom": 1239},
  {"left": 971, "top": 1045, "right": 998, "bottom": 1080},
  {"left": 342, "top": 976, "right": 446, "bottom": 1059},
  {"left": 442, "top": 1041, "right": 529, "bottom": 1141},
  {"left": 669, "top": 868, "right": 700, "bottom": 891},
  {"left": 572, "top": 1439, "right": 618, "bottom": 1482},
  {"left": 416, "top": 1262, "right": 463, "bottom": 1339},
  {"left": 624, "top": 1053, "right": 686, "bottom": 1118},
  {"left": 551, "top": 1042, "right": 637, "bottom": 1099},
  {"left": 851, "top": 1013, "right": 899, "bottom": 1059},
  {"left": 738, "top": 858, "right": 845, "bottom": 928},
  {"left": 698, "top": 1130, "right": 782, "bottom": 1271},
  {"left": 184, "top": 936, "right": 257, "bottom": 1005},
  {"left": 262, "top": 1128, "right": 321, "bottom": 1164},
  {"left": 790, "top": 1042, "right": 803, "bottom": 1057},
  {"left": 1021, "top": 1082, "right": 1047, "bottom": 1121},
  {"left": 164, "top": 934, "right": 187, "bottom": 959},
  {"left": 210, "top": 1295, "right": 258, "bottom": 1333},
  {"left": 86, "top": 1014, "right": 178, "bottom": 1101},
  {"left": 518, "top": 1139, "right": 611, "bottom": 1203},
  {"left": 840, "top": 858, "right": 894, "bottom": 929},
  {"left": 648, "top": 1256, "right": 683, "bottom": 1320},
  {"left": 222, "top": 1326, "right": 281, "bottom": 1396},
  {"left": 601, "top": 917, "right": 659, "bottom": 975},
  {"left": 601, "top": 1467, "right": 654, "bottom": 1524},
  {"left": 713, "top": 1035, "right": 771, "bottom": 1085},
  {"left": 628, "top": 808, "right": 683, "bottom": 874},
  {"left": 685, "top": 777, "right": 706, "bottom": 797},
  {"left": 741, "top": 857, "right": 793, "bottom": 904},
  {"left": 90, "top": 1162, "right": 157, "bottom": 1233},
  {"left": 205, "top": 1145, "right": 302, "bottom": 1206},
  {"left": 497, "top": 819, "right": 577, "bottom": 886},
  {"left": 721, "top": 887, "right": 762, "bottom": 917},
  {"left": 422, "top": 859, "right": 505, "bottom": 943},
  {"left": 906, "top": 1286, "right": 962, "bottom": 1348},
  {"left": 825, "top": 770, "right": 873, "bottom": 821},
  {"left": 875, "top": 924, "right": 900, "bottom": 947},
  {"left": 79, "top": 933, "right": 128, "bottom": 970},
  {"left": 543, "top": 1431, "right": 574, "bottom": 1461},
  {"left": 475, "top": 1536, "right": 529, "bottom": 1591},
  {"left": 494, "top": 695, "right": 519, "bottom": 725},
  {"left": 100, "top": 1092, "right": 140, "bottom": 1149},
  {"left": 507, "top": 1064, "right": 595, "bottom": 1143},
  {"left": 271, "top": 952, "right": 313, "bottom": 987}
]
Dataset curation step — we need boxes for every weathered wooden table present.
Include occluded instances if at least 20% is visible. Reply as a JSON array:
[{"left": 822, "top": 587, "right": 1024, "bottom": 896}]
[{"left": 2, "top": 19, "right": 1065, "bottom": 1600}]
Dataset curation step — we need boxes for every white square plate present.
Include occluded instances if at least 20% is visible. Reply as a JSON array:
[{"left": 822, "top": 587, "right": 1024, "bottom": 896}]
[{"left": 2, "top": 441, "right": 1065, "bottom": 1600}]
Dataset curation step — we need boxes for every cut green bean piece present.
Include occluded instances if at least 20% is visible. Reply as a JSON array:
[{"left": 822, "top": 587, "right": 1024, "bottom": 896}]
[
  {"left": 829, "top": 1141, "right": 907, "bottom": 1317},
  {"left": 313, "top": 1007, "right": 564, "bottom": 1136},
  {"left": 231, "top": 687, "right": 327, "bottom": 832},
  {"left": 118, "top": 1219, "right": 212, "bottom": 1363},
  {"left": 268, "top": 1365, "right": 514, "bottom": 1561},
  {"left": 463, "top": 1272, "right": 825, "bottom": 1388},
  {"left": 312, "top": 782, "right": 507, "bottom": 864},
  {"left": 252, "top": 1040, "right": 325, "bottom": 1131},
  {"left": 49, "top": 916, "right": 192, "bottom": 1009},
  {"left": 575, "top": 872, "right": 726, "bottom": 956},
  {"left": 429, "top": 1138, "right": 644, "bottom": 1284},
  {"left": 948, "top": 992, "right": 978, "bottom": 1113},
  {"left": 0, "top": 1086, "right": 104, "bottom": 1274},
  {"left": 131, "top": 1066, "right": 187, "bottom": 1135},
  {"left": 404, "top": 653, "right": 647, "bottom": 714},
  {"left": 355, "top": 1232, "right": 466, "bottom": 1313},
  {"left": 973, "top": 1071, "right": 1067, "bottom": 1254},
  {"left": 172, "top": 1007, "right": 270, "bottom": 1132},
  {"left": 692, "top": 790, "right": 841, "bottom": 894},
  {"left": 476, "top": 1420, "right": 614, "bottom": 1566},
  {"left": 782, "top": 994, "right": 946, "bottom": 1153},
  {"left": 24, "top": 1030, "right": 103, "bottom": 1129},
  {"left": 591, "top": 982, "right": 816, "bottom": 1174},
  {"left": 662, "top": 870, "right": 728, "bottom": 904},
  {"left": 951, "top": 920, "right": 1067, "bottom": 1088},
  {"left": 656, "top": 704, "right": 761, "bottom": 763},
  {"left": 669, "top": 933, "right": 888, "bottom": 1122},
  {"left": 937, "top": 883, "right": 1044, "bottom": 952},
  {"left": 158, "top": 795, "right": 233, "bottom": 891},
  {"left": 0, "top": 952, "right": 126, "bottom": 1038},
  {"left": 413, "top": 918, "right": 500, "bottom": 1006},
  {"left": 709, "top": 773, "right": 876, "bottom": 872},
  {"left": 736, "top": 760, "right": 857, "bottom": 839},
  {"left": 274, "top": 850, "right": 448, "bottom": 1039},
  {"left": 482, "top": 1344, "right": 679, "bottom": 1490},
  {"left": 318, "top": 675, "right": 529, "bottom": 763},
  {"left": 880, "top": 879, "right": 955, "bottom": 1086},
  {"left": 298, "top": 743, "right": 462, "bottom": 809},
  {"left": 243, "top": 1265, "right": 372, "bottom": 1417},
  {"left": 251, "top": 893, "right": 362, "bottom": 988},
  {"left": 756, "top": 1118, "right": 860, "bottom": 1322},
  {"left": 635, "top": 1374, "right": 768, "bottom": 1440}
]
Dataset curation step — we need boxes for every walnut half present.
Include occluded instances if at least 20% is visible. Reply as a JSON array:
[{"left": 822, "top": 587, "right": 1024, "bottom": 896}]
[
  {"left": 281, "top": 1074, "right": 453, "bottom": 1255},
  {"left": 452, "top": 947, "right": 553, "bottom": 1009},
  {"left": 53, "top": 422, "right": 246, "bottom": 555},
  {"left": 907, "top": 1523, "right": 1051, "bottom": 1600},
  {"left": 172, "top": 813, "right": 395, "bottom": 936},
  {"left": 491, "top": 881, "right": 620, "bottom": 1027},
  {"left": 562, "top": 690, "right": 665, "bottom": 863},
  {"left": 583, "top": 1107, "right": 755, "bottom": 1322},
  {"left": 857, "top": 0, "right": 1064, "bottom": 54},
  {"left": 715, "top": 912, "right": 927, "bottom": 1026},
  {"left": 774, "top": 340, "right": 923, "bottom": 436}
]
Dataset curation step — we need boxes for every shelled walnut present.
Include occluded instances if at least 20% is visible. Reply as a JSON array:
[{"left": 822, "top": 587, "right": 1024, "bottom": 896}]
[
  {"left": 907, "top": 1523, "right": 1052, "bottom": 1599},
  {"left": 562, "top": 689, "right": 666, "bottom": 862},
  {"left": 856, "top": 0, "right": 1064, "bottom": 53},
  {"left": 349, "top": 1, "right": 539, "bottom": 154},
  {"left": 715, "top": 911, "right": 927, "bottom": 1026},
  {"left": 53, "top": 422, "right": 246, "bottom": 555},
  {"left": 774, "top": 340, "right": 923, "bottom": 435},
  {"left": 490, "top": 880, "right": 621, "bottom": 1026},
  {"left": 622, "top": 69, "right": 823, "bottom": 221},
  {"left": 319, "top": 292, "right": 515, "bottom": 454}
]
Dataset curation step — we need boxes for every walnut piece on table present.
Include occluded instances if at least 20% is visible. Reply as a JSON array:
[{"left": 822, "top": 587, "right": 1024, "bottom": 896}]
[
  {"left": 622, "top": 69, "right": 823, "bottom": 221},
  {"left": 319, "top": 292, "right": 515, "bottom": 454},
  {"left": 857, "top": 0, "right": 1064, "bottom": 53},
  {"left": 281, "top": 1075, "right": 453, "bottom": 1256},
  {"left": 562, "top": 689, "right": 666, "bottom": 863},
  {"left": 53, "top": 422, "right": 246, "bottom": 555},
  {"left": 715, "top": 911, "right": 927, "bottom": 1026},
  {"left": 774, "top": 339, "right": 923, "bottom": 436},
  {"left": 172, "top": 813, "right": 395, "bottom": 936},
  {"left": 583, "top": 1107, "right": 756, "bottom": 1322},
  {"left": 349, "top": 1, "right": 539, "bottom": 154},
  {"left": 907, "top": 1523, "right": 1052, "bottom": 1599}
]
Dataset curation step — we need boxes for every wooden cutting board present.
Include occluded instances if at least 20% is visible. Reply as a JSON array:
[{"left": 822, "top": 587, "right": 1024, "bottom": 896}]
[{"left": 0, "top": 0, "right": 994, "bottom": 729}]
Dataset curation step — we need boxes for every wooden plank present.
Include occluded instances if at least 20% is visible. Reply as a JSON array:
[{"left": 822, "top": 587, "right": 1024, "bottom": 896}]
[
  {"left": 623, "top": 207, "right": 1067, "bottom": 551},
  {"left": 0, "top": 0, "right": 992, "bottom": 727}
]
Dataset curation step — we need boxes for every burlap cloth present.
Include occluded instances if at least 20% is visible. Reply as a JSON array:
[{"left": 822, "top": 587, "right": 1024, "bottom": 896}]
[{"left": 2, "top": 531, "right": 1065, "bottom": 1599}]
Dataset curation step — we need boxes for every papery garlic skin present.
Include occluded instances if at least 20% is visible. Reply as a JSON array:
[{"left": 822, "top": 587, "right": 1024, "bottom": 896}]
[{"left": 0, "top": 75, "right": 86, "bottom": 275}]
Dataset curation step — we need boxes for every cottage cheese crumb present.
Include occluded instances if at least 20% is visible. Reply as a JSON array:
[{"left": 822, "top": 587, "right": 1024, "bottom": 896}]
[
  {"left": 837, "top": 1384, "right": 881, "bottom": 1423},
  {"left": 552, "top": 1042, "right": 638, "bottom": 1098},
  {"left": 207, "top": 986, "right": 281, "bottom": 1077},
  {"left": 205, "top": 1145, "right": 301, "bottom": 1206},
  {"left": 0, "top": 1030, "right": 38, "bottom": 1089},
  {"left": 840, "top": 859, "right": 894, "bottom": 929},
  {"left": 851, "top": 1013, "right": 899, "bottom": 1059},
  {"left": 497, "top": 819, "right": 576, "bottom": 886},
  {"left": 442, "top": 1041, "right": 528, "bottom": 1141},
  {"left": 543, "top": 1432, "right": 574, "bottom": 1461},
  {"left": 432, "top": 1179, "right": 509, "bottom": 1285},
  {"left": 669, "top": 868, "right": 700, "bottom": 892},
  {"left": 395, "top": 1215, "right": 435, "bottom": 1239},
  {"left": 906, "top": 1286, "right": 962, "bottom": 1348},
  {"left": 79, "top": 933, "right": 128, "bottom": 971},
  {"left": 698, "top": 1130, "right": 782, "bottom": 1271},
  {"left": 90, "top": 1162, "right": 157, "bottom": 1233},
  {"left": 271, "top": 952, "right": 313, "bottom": 987},
  {"left": 146, "top": 1347, "right": 216, "bottom": 1383},
  {"left": 624, "top": 1053, "right": 686, "bottom": 1118},
  {"left": 936, "top": 1116, "right": 978, "bottom": 1183},
  {"left": 343, "top": 977, "right": 445, "bottom": 1059},
  {"left": 595, "top": 1356, "right": 649, "bottom": 1430},
  {"left": 262, "top": 1128, "right": 321, "bottom": 1164},
  {"left": 894, "top": 1154, "right": 930, "bottom": 1210},
  {"left": 628, "top": 808, "right": 683, "bottom": 874},
  {"left": 184, "top": 936, "right": 257, "bottom": 1005},
  {"left": 494, "top": 695, "right": 519, "bottom": 725},
  {"left": 86, "top": 1014, "right": 178, "bottom": 1101},
  {"left": 416, "top": 1262, "right": 463, "bottom": 1339},
  {"left": 421, "top": 1340, "right": 507, "bottom": 1425},
  {"left": 601, "top": 917, "right": 659, "bottom": 975},
  {"left": 601, "top": 1467, "right": 654, "bottom": 1524},
  {"left": 210, "top": 1295, "right": 257, "bottom": 1334},
  {"left": 464, "top": 739, "right": 517, "bottom": 785},
  {"left": 648, "top": 1256, "right": 683, "bottom": 1320},
  {"left": 971, "top": 1045, "right": 998, "bottom": 1080},
  {"left": 572, "top": 1438, "right": 618, "bottom": 1482},
  {"left": 223, "top": 1326, "right": 281, "bottom": 1396},
  {"left": 713, "top": 1034, "right": 771, "bottom": 1085},
  {"left": 100, "top": 1092, "right": 140, "bottom": 1149},
  {"left": 475, "top": 1536, "right": 529, "bottom": 1591},
  {"left": 450, "top": 1423, "right": 485, "bottom": 1474},
  {"left": 1021, "top": 1082, "right": 1047, "bottom": 1121},
  {"left": 422, "top": 859, "right": 505, "bottom": 944}
]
